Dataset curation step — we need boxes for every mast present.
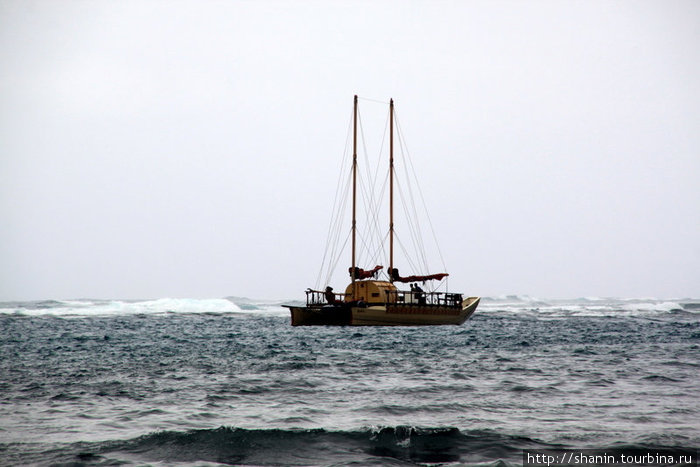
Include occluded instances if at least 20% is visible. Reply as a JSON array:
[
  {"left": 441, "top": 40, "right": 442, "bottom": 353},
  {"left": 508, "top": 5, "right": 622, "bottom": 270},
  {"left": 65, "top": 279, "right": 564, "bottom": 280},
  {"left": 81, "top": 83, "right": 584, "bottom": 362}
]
[
  {"left": 351, "top": 95, "right": 358, "bottom": 298},
  {"left": 389, "top": 98, "right": 394, "bottom": 282}
]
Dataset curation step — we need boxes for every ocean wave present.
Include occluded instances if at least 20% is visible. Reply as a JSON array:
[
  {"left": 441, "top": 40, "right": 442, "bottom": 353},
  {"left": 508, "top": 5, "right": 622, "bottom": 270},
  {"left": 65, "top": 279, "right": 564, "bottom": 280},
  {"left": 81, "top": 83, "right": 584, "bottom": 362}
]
[
  {"left": 477, "top": 297, "right": 699, "bottom": 317},
  {"left": 224, "top": 296, "right": 292, "bottom": 316},
  {"left": 1, "top": 426, "right": 544, "bottom": 466},
  {"left": 2, "top": 296, "right": 697, "bottom": 318},
  {"left": 0, "top": 298, "right": 242, "bottom": 317},
  {"left": 5, "top": 426, "right": 695, "bottom": 466}
]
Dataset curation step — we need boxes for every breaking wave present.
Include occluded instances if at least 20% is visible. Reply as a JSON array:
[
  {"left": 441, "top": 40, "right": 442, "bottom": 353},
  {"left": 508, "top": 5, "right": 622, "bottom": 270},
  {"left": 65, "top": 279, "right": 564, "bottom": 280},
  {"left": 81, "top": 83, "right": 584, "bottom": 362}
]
[
  {"left": 6, "top": 426, "right": 695, "bottom": 466},
  {"left": 0, "top": 298, "right": 243, "bottom": 317},
  {"left": 478, "top": 297, "right": 699, "bottom": 317},
  {"left": 2, "top": 296, "right": 696, "bottom": 318},
  {"left": 3, "top": 426, "right": 548, "bottom": 466}
]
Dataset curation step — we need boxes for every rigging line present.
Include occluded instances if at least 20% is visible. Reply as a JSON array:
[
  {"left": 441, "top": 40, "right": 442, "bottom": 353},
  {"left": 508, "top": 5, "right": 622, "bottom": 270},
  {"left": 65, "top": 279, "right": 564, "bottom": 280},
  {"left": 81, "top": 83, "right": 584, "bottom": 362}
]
[
  {"left": 357, "top": 172, "right": 380, "bottom": 252},
  {"left": 359, "top": 165, "right": 390, "bottom": 268},
  {"left": 428, "top": 277, "right": 448, "bottom": 294},
  {"left": 328, "top": 166, "right": 352, "bottom": 239},
  {"left": 394, "top": 232, "right": 421, "bottom": 275},
  {"left": 317, "top": 108, "right": 353, "bottom": 274},
  {"left": 326, "top": 229, "right": 352, "bottom": 286},
  {"left": 360, "top": 106, "right": 390, "bottom": 256},
  {"left": 331, "top": 171, "right": 352, "bottom": 247},
  {"left": 357, "top": 220, "right": 388, "bottom": 268},
  {"left": 357, "top": 96, "right": 391, "bottom": 105},
  {"left": 372, "top": 170, "right": 390, "bottom": 265},
  {"left": 358, "top": 107, "right": 383, "bottom": 235},
  {"left": 358, "top": 106, "right": 371, "bottom": 190},
  {"left": 360, "top": 105, "right": 388, "bottom": 191},
  {"left": 356, "top": 192, "right": 384, "bottom": 272},
  {"left": 316, "top": 110, "right": 354, "bottom": 288},
  {"left": 325, "top": 103, "right": 371, "bottom": 285},
  {"left": 394, "top": 109, "right": 448, "bottom": 272},
  {"left": 399, "top": 154, "right": 430, "bottom": 273},
  {"left": 371, "top": 108, "right": 391, "bottom": 264},
  {"left": 323, "top": 230, "right": 351, "bottom": 285},
  {"left": 355, "top": 108, "right": 388, "bottom": 269},
  {"left": 356, "top": 224, "right": 376, "bottom": 268},
  {"left": 356, "top": 172, "right": 390, "bottom": 273},
  {"left": 320, "top": 170, "right": 353, "bottom": 288},
  {"left": 358, "top": 103, "right": 390, "bottom": 211},
  {"left": 367, "top": 230, "right": 390, "bottom": 273},
  {"left": 357, "top": 105, "right": 393, "bottom": 273},
  {"left": 387, "top": 109, "right": 428, "bottom": 274},
  {"left": 358, "top": 205, "right": 385, "bottom": 269},
  {"left": 327, "top": 227, "right": 350, "bottom": 283},
  {"left": 395, "top": 176, "right": 429, "bottom": 274},
  {"left": 394, "top": 117, "right": 429, "bottom": 273},
  {"left": 322, "top": 165, "right": 353, "bottom": 286},
  {"left": 356, "top": 107, "right": 372, "bottom": 226},
  {"left": 328, "top": 173, "right": 353, "bottom": 278},
  {"left": 372, "top": 107, "right": 390, "bottom": 195},
  {"left": 356, "top": 170, "right": 382, "bottom": 267},
  {"left": 393, "top": 167, "right": 427, "bottom": 271}
]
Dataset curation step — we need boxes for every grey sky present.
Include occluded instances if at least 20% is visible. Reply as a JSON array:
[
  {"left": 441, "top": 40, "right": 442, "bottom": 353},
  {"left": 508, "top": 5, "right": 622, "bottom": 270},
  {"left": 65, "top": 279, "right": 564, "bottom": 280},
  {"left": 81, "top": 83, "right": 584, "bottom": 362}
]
[{"left": 1, "top": 0, "right": 698, "bottom": 301}]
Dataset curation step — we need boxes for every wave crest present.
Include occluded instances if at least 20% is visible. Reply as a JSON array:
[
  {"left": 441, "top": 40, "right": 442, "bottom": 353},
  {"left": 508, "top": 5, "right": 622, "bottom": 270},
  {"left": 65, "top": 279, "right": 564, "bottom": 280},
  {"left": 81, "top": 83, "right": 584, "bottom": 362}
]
[
  {"left": 110, "top": 426, "right": 539, "bottom": 465},
  {"left": 5, "top": 425, "right": 696, "bottom": 466},
  {"left": 0, "top": 298, "right": 241, "bottom": 316}
]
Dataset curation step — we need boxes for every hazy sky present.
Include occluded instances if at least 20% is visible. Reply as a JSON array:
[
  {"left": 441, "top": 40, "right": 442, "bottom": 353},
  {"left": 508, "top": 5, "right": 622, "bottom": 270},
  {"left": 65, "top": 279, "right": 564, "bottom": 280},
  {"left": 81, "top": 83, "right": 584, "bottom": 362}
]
[{"left": 1, "top": 0, "right": 698, "bottom": 301}]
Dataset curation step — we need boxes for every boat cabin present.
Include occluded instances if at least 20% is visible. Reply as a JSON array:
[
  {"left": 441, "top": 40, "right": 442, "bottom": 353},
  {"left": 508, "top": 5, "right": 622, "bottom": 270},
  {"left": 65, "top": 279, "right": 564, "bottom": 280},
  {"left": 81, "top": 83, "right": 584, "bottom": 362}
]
[{"left": 344, "top": 280, "right": 397, "bottom": 304}]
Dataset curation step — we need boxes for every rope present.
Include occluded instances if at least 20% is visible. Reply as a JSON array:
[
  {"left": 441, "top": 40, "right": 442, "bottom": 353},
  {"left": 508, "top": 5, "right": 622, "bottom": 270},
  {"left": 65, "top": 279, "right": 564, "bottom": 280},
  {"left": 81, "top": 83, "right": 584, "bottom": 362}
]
[
  {"left": 316, "top": 108, "right": 354, "bottom": 289},
  {"left": 314, "top": 97, "right": 450, "bottom": 293},
  {"left": 320, "top": 170, "right": 352, "bottom": 288},
  {"left": 356, "top": 105, "right": 392, "bottom": 272},
  {"left": 394, "top": 109, "right": 449, "bottom": 274},
  {"left": 356, "top": 108, "right": 382, "bottom": 269},
  {"left": 357, "top": 96, "right": 390, "bottom": 105}
]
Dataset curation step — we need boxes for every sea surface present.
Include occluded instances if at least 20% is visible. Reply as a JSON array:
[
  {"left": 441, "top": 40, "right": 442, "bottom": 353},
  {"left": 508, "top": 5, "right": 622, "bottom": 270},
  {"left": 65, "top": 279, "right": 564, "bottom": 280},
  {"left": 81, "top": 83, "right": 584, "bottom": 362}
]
[{"left": 1, "top": 296, "right": 698, "bottom": 466}]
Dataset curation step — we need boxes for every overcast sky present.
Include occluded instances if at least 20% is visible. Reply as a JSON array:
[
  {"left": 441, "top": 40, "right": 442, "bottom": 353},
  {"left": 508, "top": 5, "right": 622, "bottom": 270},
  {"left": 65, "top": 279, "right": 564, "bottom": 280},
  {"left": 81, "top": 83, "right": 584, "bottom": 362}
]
[{"left": 1, "top": 0, "right": 698, "bottom": 301}]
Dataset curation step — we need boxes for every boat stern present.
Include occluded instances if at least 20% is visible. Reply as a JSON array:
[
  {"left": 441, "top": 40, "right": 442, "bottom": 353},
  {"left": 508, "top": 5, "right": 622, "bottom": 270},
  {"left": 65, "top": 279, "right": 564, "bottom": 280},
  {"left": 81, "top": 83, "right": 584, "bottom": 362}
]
[{"left": 284, "top": 304, "right": 352, "bottom": 326}]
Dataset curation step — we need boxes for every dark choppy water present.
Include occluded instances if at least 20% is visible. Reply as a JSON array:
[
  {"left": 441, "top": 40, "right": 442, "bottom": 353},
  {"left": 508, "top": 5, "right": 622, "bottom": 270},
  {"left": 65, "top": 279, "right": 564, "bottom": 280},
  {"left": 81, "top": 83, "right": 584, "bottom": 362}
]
[{"left": 1, "top": 297, "right": 698, "bottom": 466}]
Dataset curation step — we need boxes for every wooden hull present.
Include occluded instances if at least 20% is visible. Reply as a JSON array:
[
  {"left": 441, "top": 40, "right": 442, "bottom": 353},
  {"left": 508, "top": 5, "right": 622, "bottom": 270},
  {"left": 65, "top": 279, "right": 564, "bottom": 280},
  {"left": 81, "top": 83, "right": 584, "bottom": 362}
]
[{"left": 287, "top": 296, "right": 479, "bottom": 326}]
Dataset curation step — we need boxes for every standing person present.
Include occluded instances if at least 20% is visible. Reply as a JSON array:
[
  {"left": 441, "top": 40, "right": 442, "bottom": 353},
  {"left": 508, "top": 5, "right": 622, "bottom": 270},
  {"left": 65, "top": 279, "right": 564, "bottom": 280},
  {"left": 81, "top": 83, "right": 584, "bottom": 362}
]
[{"left": 414, "top": 284, "right": 425, "bottom": 304}]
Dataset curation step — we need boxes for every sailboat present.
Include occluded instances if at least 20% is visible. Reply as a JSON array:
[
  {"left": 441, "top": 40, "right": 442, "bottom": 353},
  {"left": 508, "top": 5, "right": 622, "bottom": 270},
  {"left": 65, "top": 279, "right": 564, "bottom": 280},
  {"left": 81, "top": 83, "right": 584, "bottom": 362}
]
[{"left": 285, "top": 96, "right": 479, "bottom": 326}]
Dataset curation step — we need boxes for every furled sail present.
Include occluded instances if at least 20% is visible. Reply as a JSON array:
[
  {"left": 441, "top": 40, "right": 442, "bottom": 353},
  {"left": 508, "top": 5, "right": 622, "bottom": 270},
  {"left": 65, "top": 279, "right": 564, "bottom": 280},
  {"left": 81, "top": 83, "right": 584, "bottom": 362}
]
[
  {"left": 389, "top": 268, "right": 448, "bottom": 283},
  {"left": 349, "top": 265, "right": 383, "bottom": 280}
]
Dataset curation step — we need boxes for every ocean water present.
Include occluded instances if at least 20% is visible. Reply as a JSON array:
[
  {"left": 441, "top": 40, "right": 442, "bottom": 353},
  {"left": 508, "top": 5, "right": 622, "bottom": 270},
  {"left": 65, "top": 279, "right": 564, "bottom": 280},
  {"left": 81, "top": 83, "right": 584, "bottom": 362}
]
[{"left": 0, "top": 296, "right": 698, "bottom": 466}]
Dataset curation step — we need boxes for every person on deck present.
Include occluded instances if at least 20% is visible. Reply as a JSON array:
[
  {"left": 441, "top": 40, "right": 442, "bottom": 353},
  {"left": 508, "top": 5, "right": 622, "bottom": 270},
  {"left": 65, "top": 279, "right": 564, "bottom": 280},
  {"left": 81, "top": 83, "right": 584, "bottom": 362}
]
[
  {"left": 307, "top": 287, "right": 339, "bottom": 305},
  {"left": 324, "top": 286, "right": 338, "bottom": 305},
  {"left": 414, "top": 284, "right": 425, "bottom": 304}
]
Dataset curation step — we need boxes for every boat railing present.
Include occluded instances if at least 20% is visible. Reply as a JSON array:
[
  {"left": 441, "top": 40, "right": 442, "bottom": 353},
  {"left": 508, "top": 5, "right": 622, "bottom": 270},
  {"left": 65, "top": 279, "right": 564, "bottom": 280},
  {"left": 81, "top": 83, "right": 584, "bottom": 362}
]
[
  {"left": 305, "top": 289, "right": 347, "bottom": 306},
  {"left": 388, "top": 290, "right": 463, "bottom": 308},
  {"left": 305, "top": 289, "right": 462, "bottom": 308}
]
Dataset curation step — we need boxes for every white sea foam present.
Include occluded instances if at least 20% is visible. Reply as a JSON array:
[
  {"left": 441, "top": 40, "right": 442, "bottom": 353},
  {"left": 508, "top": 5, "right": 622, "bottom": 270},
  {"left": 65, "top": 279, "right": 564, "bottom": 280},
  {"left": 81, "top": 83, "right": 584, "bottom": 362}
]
[
  {"left": 1, "top": 296, "right": 695, "bottom": 318},
  {"left": 476, "top": 297, "right": 695, "bottom": 317},
  {"left": 225, "top": 296, "right": 291, "bottom": 317},
  {"left": 0, "top": 298, "right": 242, "bottom": 317}
]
